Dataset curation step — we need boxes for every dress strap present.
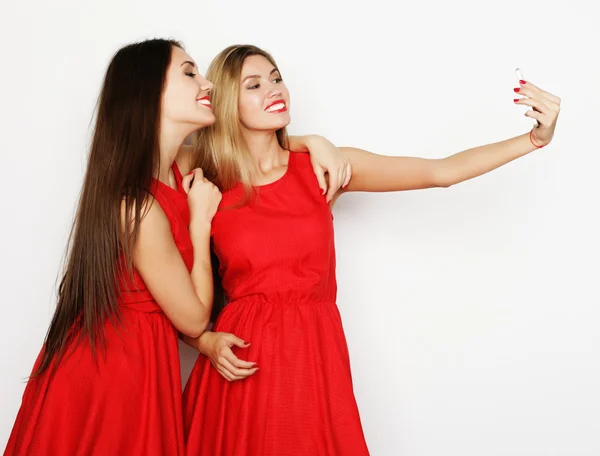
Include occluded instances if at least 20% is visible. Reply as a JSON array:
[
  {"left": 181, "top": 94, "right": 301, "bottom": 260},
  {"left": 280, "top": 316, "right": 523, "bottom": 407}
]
[{"left": 172, "top": 161, "right": 186, "bottom": 194}]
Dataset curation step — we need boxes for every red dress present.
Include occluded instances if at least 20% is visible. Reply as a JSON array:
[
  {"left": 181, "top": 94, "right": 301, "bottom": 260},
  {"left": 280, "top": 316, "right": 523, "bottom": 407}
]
[
  {"left": 183, "top": 152, "right": 370, "bottom": 455},
  {"left": 5, "top": 163, "right": 191, "bottom": 456}
]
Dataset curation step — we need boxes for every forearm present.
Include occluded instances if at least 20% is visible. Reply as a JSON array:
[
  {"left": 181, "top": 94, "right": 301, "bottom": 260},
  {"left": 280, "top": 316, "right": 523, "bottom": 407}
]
[
  {"left": 438, "top": 132, "right": 538, "bottom": 187},
  {"left": 189, "top": 221, "right": 214, "bottom": 317},
  {"left": 288, "top": 135, "right": 321, "bottom": 152},
  {"left": 179, "top": 332, "right": 199, "bottom": 350}
]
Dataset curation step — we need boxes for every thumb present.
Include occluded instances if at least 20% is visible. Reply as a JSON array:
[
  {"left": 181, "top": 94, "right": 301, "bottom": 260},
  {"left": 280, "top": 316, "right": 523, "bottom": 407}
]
[
  {"left": 226, "top": 334, "right": 250, "bottom": 348},
  {"left": 181, "top": 172, "right": 194, "bottom": 194},
  {"left": 313, "top": 166, "right": 327, "bottom": 196}
]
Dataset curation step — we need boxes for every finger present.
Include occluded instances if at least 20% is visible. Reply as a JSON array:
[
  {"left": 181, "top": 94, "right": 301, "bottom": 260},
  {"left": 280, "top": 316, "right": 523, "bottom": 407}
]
[
  {"left": 326, "top": 168, "right": 340, "bottom": 202},
  {"left": 224, "top": 333, "right": 251, "bottom": 349},
  {"left": 536, "top": 88, "right": 561, "bottom": 106},
  {"left": 213, "top": 363, "right": 245, "bottom": 382},
  {"left": 514, "top": 86, "right": 543, "bottom": 102},
  {"left": 343, "top": 159, "right": 352, "bottom": 189},
  {"left": 181, "top": 173, "right": 194, "bottom": 194},
  {"left": 220, "top": 354, "right": 257, "bottom": 377},
  {"left": 313, "top": 166, "right": 328, "bottom": 196},
  {"left": 514, "top": 97, "right": 549, "bottom": 115},
  {"left": 230, "top": 367, "right": 259, "bottom": 380},
  {"left": 519, "top": 81, "right": 561, "bottom": 106},
  {"left": 193, "top": 168, "right": 205, "bottom": 180},
  {"left": 524, "top": 109, "right": 548, "bottom": 125},
  {"left": 223, "top": 349, "right": 257, "bottom": 369},
  {"left": 210, "top": 360, "right": 232, "bottom": 380},
  {"left": 216, "top": 366, "right": 235, "bottom": 382},
  {"left": 219, "top": 356, "right": 258, "bottom": 378}
]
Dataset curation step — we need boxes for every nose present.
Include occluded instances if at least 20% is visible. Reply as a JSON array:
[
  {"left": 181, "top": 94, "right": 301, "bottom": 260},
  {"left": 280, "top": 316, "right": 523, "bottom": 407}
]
[
  {"left": 266, "top": 80, "right": 282, "bottom": 98},
  {"left": 200, "top": 77, "right": 214, "bottom": 92},
  {"left": 267, "top": 87, "right": 282, "bottom": 98}
]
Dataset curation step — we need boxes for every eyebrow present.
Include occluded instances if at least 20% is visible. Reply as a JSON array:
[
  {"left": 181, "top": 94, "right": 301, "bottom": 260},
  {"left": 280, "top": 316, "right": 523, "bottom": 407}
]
[
  {"left": 242, "top": 68, "right": 279, "bottom": 83},
  {"left": 181, "top": 60, "right": 196, "bottom": 68}
]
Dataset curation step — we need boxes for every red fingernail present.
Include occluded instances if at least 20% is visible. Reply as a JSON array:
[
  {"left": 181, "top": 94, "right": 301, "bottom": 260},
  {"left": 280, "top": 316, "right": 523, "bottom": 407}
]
[
  {"left": 519, "top": 80, "right": 526, "bottom": 85},
  {"left": 513, "top": 88, "right": 520, "bottom": 93},
  {"left": 342, "top": 184, "right": 348, "bottom": 189},
  {"left": 513, "top": 99, "right": 520, "bottom": 103}
]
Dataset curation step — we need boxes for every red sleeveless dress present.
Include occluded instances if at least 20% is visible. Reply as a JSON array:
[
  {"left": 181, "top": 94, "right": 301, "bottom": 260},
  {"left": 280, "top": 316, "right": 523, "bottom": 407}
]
[
  {"left": 5, "top": 164, "right": 190, "bottom": 456},
  {"left": 183, "top": 152, "right": 370, "bottom": 455}
]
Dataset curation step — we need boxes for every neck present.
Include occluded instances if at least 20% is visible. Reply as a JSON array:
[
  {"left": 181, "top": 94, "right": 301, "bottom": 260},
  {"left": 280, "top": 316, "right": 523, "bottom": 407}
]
[
  {"left": 158, "top": 122, "right": 192, "bottom": 182},
  {"left": 242, "top": 129, "right": 286, "bottom": 172}
]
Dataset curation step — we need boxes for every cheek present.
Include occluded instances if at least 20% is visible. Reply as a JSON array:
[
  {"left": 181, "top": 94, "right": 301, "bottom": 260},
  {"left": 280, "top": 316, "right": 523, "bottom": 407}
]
[
  {"left": 161, "top": 87, "right": 178, "bottom": 118},
  {"left": 164, "top": 85, "right": 184, "bottom": 115},
  {"left": 163, "top": 81, "right": 198, "bottom": 120},
  {"left": 171, "top": 79, "right": 195, "bottom": 103},
  {"left": 239, "top": 93, "right": 263, "bottom": 124}
]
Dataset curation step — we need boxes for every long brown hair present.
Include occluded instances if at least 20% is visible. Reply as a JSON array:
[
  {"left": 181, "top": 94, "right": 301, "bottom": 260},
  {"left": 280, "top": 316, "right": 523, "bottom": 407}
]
[
  {"left": 192, "top": 44, "right": 289, "bottom": 320},
  {"left": 33, "top": 38, "right": 181, "bottom": 377}
]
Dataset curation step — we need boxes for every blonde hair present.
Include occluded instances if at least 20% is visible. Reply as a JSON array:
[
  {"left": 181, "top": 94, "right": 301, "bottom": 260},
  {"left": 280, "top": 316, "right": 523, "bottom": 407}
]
[{"left": 193, "top": 44, "right": 289, "bottom": 194}]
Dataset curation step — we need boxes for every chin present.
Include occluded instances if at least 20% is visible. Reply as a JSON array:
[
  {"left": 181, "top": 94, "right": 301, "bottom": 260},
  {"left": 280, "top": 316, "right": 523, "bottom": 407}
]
[
  {"left": 271, "top": 117, "right": 291, "bottom": 130},
  {"left": 197, "top": 113, "right": 216, "bottom": 128}
]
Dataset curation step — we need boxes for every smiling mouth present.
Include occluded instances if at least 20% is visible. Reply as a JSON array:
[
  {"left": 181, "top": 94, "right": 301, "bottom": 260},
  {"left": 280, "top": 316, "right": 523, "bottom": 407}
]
[
  {"left": 197, "top": 96, "right": 212, "bottom": 109},
  {"left": 265, "top": 101, "right": 287, "bottom": 113}
]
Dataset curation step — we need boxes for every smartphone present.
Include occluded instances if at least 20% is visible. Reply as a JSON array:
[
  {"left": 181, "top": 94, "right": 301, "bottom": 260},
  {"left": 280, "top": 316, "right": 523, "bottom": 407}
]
[
  {"left": 515, "top": 68, "right": 524, "bottom": 83},
  {"left": 515, "top": 68, "right": 539, "bottom": 126}
]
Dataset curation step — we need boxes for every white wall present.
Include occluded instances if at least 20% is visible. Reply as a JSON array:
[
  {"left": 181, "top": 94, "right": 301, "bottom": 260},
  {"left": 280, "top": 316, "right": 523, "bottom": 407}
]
[{"left": 1, "top": 0, "right": 598, "bottom": 454}]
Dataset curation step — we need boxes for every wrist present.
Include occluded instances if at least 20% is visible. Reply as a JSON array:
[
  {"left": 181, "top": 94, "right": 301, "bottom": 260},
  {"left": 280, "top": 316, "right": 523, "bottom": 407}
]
[
  {"left": 529, "top": 128, "right": 551, "bottom": 149},
  {"left": 196, "top": 331, "right": 213, "bottom": 355},
  {"left": 189, "top": 220, "right": 211, "bottom": 239}
]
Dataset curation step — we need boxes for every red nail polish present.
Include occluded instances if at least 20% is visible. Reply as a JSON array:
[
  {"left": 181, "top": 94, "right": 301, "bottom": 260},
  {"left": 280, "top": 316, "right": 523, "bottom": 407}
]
[
  {"left": 513, "top": 99, "right": 520, "bottom": 103},
  {"left": 519, "top": 80, "right": 526, "bottom": 85},
  {"left": 513, "top": 87, "right": 520, "bottom": 93}
]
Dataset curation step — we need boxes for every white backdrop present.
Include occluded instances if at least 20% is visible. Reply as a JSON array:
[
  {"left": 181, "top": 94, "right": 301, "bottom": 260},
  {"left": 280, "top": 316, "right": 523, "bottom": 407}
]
[{"left": 1, "top": 0, "right": 599, "bottom": 454}]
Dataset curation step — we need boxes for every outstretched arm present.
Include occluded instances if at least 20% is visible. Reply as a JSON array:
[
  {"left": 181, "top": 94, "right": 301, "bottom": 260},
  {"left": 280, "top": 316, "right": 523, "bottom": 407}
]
[{"left": 315, "top": 80, "right": 559, "bottom": 197}]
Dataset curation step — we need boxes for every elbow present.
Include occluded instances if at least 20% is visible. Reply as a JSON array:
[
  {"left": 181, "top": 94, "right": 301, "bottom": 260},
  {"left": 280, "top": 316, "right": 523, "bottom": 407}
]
[
  {"left": 434, "top": 179, "right": 452, "bottom": 189},
  {"left": 180, "top": 316, "right": 210, "bottom": 339},
  {"left": 182, "top": 328, "right": 203, "bottom": 339},
  {"left": 432, "top": 175, "right": 453, "bottom": 189},
  {"left": 181, "top": 325, "right": 205, "bottom": 340},
  {"left": 431, "top": 160, "right": 460, "bottom": 189},
  {"left": 432, "top": 168, "right": 456, "bottom": 188}
]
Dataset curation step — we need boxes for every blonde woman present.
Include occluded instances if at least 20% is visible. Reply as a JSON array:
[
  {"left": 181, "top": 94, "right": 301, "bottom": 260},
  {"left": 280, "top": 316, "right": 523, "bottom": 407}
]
[{"left": 180, "top": 45, "right": 561, "bottom": 455}]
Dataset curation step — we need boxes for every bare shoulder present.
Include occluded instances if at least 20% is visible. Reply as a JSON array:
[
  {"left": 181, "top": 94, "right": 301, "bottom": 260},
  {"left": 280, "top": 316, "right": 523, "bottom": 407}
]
[{"left": 120, "top": 195, "right": 169, "bottom": 238}]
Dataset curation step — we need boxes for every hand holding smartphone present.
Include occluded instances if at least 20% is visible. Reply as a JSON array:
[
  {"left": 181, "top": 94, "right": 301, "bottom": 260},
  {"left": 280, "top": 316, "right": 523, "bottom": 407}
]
[{"left": 515, "top": 68, "right": 540, "bottom": 127}]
